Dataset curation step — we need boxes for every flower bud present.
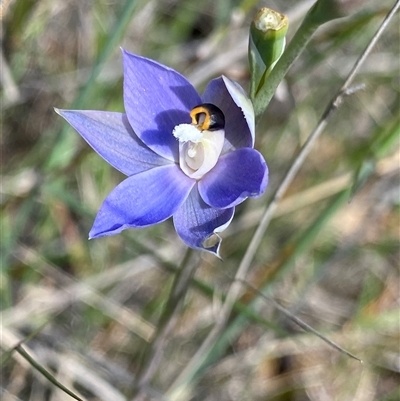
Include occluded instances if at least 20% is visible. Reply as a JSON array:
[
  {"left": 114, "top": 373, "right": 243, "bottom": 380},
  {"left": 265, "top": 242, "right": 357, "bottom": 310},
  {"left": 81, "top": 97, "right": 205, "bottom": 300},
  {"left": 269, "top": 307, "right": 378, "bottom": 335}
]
[{"left": 248, "top": 8, "right": 288, "bottom": 99}]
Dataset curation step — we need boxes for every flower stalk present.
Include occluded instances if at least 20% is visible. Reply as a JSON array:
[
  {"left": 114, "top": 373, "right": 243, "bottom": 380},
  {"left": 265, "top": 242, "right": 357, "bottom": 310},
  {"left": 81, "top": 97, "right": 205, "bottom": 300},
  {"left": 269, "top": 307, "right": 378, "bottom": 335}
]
[{"left": 132, "top": 248, "right": 197, "bottom": 399}]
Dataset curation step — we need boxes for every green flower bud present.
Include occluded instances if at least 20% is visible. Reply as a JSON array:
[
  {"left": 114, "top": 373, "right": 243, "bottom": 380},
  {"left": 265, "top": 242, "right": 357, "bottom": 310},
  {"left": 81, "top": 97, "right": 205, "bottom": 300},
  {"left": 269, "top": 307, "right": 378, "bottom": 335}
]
[{"left": 248, "top": 8, "right": 289, "bottom": 100}]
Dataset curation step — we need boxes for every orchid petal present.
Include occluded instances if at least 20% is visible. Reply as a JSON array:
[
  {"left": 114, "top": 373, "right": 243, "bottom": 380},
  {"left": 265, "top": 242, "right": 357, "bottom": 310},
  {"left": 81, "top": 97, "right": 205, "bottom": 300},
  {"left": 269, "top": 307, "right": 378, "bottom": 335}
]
[
  {"left": 202, "top": 76, "right": 255, "bottom": 152},
  {"left": 173, "top": 185, "right": 235, "bottom": 256},
  {"left": 199, "top": 148, "right": 268, "bottom": 209},
  {"left": 56, "top": 110, "right": 169, "bottom": 176},
  {"left": 90, "top": 164, "right": 195, "bottom": 238},
  {"left": 122, "top": 49, "right": 201, "bottom": 162}
]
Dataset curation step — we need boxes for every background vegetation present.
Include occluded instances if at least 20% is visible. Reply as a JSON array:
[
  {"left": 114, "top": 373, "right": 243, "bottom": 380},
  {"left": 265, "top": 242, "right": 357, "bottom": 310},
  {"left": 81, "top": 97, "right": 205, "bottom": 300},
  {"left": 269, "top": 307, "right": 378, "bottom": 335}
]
[{"left": 1, "top": 0, "right": 399, "bottom": 400}]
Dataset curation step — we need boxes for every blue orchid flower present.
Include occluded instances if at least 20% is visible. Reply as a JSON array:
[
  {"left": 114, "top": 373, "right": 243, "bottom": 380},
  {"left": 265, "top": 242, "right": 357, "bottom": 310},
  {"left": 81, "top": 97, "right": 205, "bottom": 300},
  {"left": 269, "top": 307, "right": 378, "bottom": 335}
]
[{"left": 56, "top": 49, "right": 268, "bottom": 256}]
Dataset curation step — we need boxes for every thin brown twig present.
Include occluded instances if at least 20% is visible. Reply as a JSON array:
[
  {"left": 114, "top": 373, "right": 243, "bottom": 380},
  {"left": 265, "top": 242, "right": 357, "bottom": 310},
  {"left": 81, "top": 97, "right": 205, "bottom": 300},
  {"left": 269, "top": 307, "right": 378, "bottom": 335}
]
[{"left": 236, "top": 279, "right": 362, "bottom": 362}]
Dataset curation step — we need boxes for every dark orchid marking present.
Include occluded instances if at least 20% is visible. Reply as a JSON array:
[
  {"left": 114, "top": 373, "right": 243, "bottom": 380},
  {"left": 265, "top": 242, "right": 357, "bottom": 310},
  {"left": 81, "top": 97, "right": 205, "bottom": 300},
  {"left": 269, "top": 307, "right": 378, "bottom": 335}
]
[{"left": 190, "top": 104, "right": 225, "bottom": 131}]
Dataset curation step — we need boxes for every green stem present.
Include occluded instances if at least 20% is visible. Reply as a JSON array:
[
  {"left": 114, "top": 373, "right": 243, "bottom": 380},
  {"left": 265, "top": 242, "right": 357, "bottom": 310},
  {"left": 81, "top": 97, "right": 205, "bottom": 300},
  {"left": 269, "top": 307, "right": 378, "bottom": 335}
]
[
  {"left": 15, "top": 345, "right": 83, "bottom": 401},
  {"left": 131, "top": 248, "right": 197, "bottom": 399}
]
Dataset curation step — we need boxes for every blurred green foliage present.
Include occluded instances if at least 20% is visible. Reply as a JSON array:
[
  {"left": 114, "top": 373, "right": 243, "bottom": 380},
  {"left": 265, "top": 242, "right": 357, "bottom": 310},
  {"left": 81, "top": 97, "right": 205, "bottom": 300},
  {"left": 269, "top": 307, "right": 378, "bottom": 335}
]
[{"left": 1, "top": 0, "right": 399, "bottom": 400}]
